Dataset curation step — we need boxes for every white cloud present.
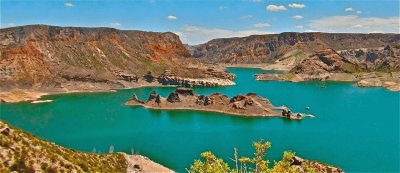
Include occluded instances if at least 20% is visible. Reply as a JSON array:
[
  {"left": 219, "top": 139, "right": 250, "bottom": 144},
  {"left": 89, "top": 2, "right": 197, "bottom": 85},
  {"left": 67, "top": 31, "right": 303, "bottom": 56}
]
[
  {"left": 308, "top": 15, "right": 399, "bottom": 33},
  {"left": 110, "top": 22, "right": 121, "bottom": 27},
  {"left": 292, "top": 15, "right": 304, "bottom": 19},
  {"left": 345, "top": 7, "right": 354, "bottom": 12},
  {"left": 356, "top": 10, "right": 362, "bottom": 14},
  {"left": 7, "top": 23, "right": 16, "bottom": 27},
  {"left": 288, "top": 3, "right": 306, "bottom": 8},
  {"left": 304, "top": 29, "right": 318, "bottom": 32},
  {"left": 178, "top": 25, "right": 274, "bottom": 44},
  {"left": 64, "top": 2, "right": 73, "bottom": 7},
  {"left": 253, "top": 22, "right": 271, "bottom": 28},
  {"left": 352, "top": 24, "right": 363, "bottom": 28},
  {"left": 219, "top": 6, "right": 228, "bottom": 10},
  {"left": 167, "top": 15, "right": 177, "bottom": 20},
  {"left": 240, "top": 15, "right": 253, "bottom": 19},
  {"left": 296, "top": 25, "right": 304, "bottom": 29},
  {"left": 266, "top": 5, "right": 287, "bottom": 11}
]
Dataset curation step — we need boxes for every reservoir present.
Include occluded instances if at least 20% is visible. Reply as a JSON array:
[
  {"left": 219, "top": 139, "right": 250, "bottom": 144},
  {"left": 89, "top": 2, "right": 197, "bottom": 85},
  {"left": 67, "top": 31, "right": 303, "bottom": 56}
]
[{"left": 1, "top": 68, "right": 399, "bottom": 172}]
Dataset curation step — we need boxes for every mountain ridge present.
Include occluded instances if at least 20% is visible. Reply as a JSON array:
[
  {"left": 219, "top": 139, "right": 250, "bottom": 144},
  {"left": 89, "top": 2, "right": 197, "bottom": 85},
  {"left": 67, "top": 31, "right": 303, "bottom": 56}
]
[
  {"left": 190, "top": 32, "right": 400, "bottom": 64},
  {"left": 0, "top": 24, "right": 232, "bottom": 92}
]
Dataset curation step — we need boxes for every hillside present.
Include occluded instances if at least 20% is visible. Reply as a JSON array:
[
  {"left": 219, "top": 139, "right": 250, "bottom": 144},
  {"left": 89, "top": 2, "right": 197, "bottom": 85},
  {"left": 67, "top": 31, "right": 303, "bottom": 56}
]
[
  {"left": 191, "top": 32, "right": 400, "bottom": 64},
  {"left": 0, "top": 120, "right": 172, "bottom": 172},
  {"left": 0, "top": 25, "right": 232, "bottom": 92}
]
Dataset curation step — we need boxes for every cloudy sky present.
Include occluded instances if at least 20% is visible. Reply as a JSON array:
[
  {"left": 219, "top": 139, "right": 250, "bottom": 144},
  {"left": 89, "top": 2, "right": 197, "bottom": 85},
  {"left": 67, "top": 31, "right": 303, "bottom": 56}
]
[{"left": 1, "top": 0, "right": 399, "bottom": 44}]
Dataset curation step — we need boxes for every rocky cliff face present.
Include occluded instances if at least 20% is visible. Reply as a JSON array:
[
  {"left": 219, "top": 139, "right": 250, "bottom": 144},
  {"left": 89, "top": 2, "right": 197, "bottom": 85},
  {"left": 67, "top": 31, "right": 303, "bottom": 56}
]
[
  {"left": 0, "top": 25, "right": 230, "bottom": 90},
  {"left": 191, "top": 32, "right": 400, "bottom": 64},
  {"left": 337, "top": 44, "right": 400, "bottom": 71},
  {"left": 290, "top": 48, "right": 362, "bottom": 75},
  {"left": 290, "top": 44, "right": 400, "bottom": 75}
]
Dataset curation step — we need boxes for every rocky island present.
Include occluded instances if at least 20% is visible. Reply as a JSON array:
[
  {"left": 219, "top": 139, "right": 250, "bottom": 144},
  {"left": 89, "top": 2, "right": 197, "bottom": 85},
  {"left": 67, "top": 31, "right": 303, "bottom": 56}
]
[{"left": 125, "top": 87, "right": 308, "bottom": 119}]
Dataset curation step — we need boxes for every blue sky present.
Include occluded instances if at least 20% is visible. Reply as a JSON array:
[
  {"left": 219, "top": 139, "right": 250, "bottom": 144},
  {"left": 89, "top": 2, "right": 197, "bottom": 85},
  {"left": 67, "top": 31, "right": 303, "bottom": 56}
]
[{"left": 1, "top": 0, "right": 399, "bottom": 44}]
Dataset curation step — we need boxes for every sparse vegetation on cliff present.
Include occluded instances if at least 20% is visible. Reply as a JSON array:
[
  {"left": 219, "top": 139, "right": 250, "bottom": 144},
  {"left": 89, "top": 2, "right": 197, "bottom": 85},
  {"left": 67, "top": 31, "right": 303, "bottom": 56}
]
[
  {"left": 188, "top": 140, "right": 343, "bottom": 173},
  {"left": 0, "top": 121, "right": 127, "bottom": 172}
]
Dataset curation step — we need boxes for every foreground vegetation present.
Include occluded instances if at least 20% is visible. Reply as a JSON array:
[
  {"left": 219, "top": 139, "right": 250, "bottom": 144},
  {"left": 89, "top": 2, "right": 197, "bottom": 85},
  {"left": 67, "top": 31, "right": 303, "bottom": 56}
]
[
  {"left": 0, "top": 121, "right": 127, "bottom": 172},
  {"left": 188, "top": 140, "right": 343, "bottom": 173}
]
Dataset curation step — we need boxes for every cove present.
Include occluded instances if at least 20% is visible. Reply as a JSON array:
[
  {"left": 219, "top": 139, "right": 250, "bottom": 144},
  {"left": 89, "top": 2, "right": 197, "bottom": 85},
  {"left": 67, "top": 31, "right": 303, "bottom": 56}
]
[{"left": 0, "top": 68, "right": 399, "bottom": 172}]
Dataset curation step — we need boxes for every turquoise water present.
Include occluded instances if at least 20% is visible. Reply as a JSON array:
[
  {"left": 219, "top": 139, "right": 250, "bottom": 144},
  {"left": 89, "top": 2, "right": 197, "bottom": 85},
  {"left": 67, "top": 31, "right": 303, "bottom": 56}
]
[{"left": 1, "top": 68, "right": 399, "bottom": 172}]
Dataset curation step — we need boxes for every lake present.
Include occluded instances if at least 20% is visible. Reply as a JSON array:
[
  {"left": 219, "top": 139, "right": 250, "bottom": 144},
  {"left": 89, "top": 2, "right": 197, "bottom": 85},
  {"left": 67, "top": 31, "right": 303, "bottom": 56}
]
[{"left": 1, "top": 68, "right": 399, "bottom": 172}]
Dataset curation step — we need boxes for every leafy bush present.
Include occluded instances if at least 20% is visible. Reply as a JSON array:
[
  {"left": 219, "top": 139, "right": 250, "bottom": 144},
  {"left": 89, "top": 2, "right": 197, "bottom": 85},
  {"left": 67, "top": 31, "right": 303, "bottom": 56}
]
[{"left": 188, "top": 140, "right": 313, "bottom": 173}]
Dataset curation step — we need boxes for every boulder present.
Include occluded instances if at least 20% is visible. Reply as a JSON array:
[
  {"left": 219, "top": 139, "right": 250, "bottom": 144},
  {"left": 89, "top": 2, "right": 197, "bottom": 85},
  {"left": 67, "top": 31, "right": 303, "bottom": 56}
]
[
  {"left": 282, "top": 108, "right": 292, "bottom": 118},
  {"left": 204, "top": 96, "right": 213, "bottom": 105},
  {"left": 167, "top": 92, "right": 181, "bottom": 102},
  {"left": 195, "top": 95, "right": 214, "bottom": 106},
  {"left": 147, "top": 91, "right": 158, "bottom": 101},
  {"left": 131, "top": 93, "right": 144, "bottom": 104},
  {"left": 143, "top": 71, "right": 156, "bottom": 83},
  {"left": 155, "top": 94, "right": 161, "bottom": 104},
  {"left": 232, "top": 102, "right": 245, "bottom": 109},
  {"left": 0, "top": 127, "right": 10, "bottom": 136},
  {"left": 244, "top": 99, "right": 254, "bottom": 106},
  {"left": 175, "top": 87, "right": 195, "bottom": 96},
  {"left": 230, "top": 95, "right": 247, "bottom": 103},
  {"left": 292, "top": 156, "right": 305, "bottom": 166}
]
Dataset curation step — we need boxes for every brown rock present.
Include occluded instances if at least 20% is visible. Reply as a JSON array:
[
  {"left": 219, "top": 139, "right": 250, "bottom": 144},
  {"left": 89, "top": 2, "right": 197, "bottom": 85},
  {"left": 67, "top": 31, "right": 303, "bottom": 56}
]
[
  {"left": 148, "top": 91, "right": 158, "bottom": 101},
  {"left": 167, "top": 92, "right": 181, "bottom": 102},
  {"left": 175, "top": 87, "right": 195, "bottom": 96}
]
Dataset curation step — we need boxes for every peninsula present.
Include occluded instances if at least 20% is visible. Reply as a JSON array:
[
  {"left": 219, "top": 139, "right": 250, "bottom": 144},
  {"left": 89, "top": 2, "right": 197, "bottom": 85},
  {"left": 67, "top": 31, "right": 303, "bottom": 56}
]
[
  {"left": 125, "top": 88, "right": 308, "bottom": 119},
  {"left": 255, "top": 47, "right": 400, "bottom": 91}
]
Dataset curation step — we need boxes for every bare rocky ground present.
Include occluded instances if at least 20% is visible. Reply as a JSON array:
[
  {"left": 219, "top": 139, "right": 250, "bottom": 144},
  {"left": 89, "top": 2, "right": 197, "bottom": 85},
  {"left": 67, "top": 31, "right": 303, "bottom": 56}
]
[
  {"left": 255, "top": 47, "right": 400, "bottom": 91},
  {"left": 126, "top": 88, "right": 308, "bottom": 119},
  {"left": 0, "top": 25, "right": 235, "bottom": 103}
]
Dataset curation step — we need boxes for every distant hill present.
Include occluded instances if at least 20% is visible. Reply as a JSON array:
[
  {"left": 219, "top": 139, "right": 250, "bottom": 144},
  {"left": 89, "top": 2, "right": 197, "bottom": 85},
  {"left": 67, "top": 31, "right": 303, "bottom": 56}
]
[{"left": 190, "top": 32, "right": 400, "bottom": 64}]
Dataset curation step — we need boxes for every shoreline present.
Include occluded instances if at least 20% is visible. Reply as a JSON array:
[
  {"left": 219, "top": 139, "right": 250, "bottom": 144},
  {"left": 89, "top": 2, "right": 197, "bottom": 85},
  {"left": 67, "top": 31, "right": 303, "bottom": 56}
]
[
  {"left": 125, "top": 89, "right": 305, "bottom": 120},
  {"left": 255, "top": 72, "right": 400, "bottom": 92},
  {"left": 219, "top": 63, "right": 292, "bottom": 71},
  {"left": 0, "top": 120, "right": 174, "bottom": 172},
  {"left": 0, "top": 77, "right": 234, "bottom": 103},
  {"left": 126, "top": 102, "right": 287, "bottom": 118}
]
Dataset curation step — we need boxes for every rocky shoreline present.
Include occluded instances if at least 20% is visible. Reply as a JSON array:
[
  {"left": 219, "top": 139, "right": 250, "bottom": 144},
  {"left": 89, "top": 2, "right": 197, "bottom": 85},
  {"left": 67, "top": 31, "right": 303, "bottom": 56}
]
[
  {"left": 256, "top": 72, "right": 400, "bottom": 91},
  {"left": 0, "top": 69, "right": 235, "bottom": 103},
  {"left": 254, "top": 46, "right": 400, "bottom": 92},
  {"left": 125, "top": 88, "right": 309, "bottom": 119},
  {"left": 0, "top": 120, "right": 173, "bottom": 172}
]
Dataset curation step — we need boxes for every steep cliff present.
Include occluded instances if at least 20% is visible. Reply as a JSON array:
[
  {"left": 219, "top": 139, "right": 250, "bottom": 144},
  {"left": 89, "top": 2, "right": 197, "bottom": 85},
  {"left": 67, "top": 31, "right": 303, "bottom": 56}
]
[
  {"left": 191, "top": 32, "right": 400, "bottom": 64},
  {"left": 0, "top": 25, "right": 231, "bottom": 91}
]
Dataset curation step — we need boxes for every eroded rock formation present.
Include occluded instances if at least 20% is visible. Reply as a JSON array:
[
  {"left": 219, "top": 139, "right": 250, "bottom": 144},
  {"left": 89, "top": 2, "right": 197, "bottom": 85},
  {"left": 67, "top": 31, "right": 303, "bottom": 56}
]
[
  {"left": 189, "top": 32, "right": 399, "bottom": 64},
  {"left": 126, "top": 88, "right": 306, "bottom": 119},
  {"left": 0, "top": 25, "right": 234, "bottom": 91}
]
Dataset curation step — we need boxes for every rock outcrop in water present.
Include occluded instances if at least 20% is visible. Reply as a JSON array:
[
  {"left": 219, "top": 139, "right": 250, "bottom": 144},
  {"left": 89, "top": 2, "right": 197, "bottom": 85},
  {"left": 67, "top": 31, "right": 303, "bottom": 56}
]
[
  {"left": 155, "top": 69, "right": 235, "bottom": 87},
  {"left": 126, "top": 88, "right": 307, "bottom": 119},
  {"left": 0, "top": 25, "right": 234, "bottom": 92}
]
